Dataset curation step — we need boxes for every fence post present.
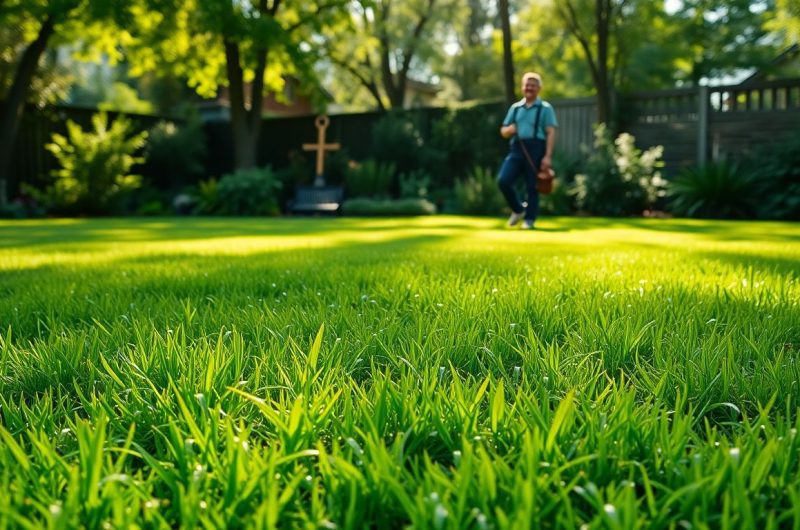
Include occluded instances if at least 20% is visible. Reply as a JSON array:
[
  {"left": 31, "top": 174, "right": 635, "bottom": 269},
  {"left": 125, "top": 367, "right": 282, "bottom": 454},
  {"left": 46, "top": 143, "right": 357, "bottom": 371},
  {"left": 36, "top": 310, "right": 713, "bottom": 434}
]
[{"left": 697, "top": 85, "right": 709, "bottom": 167}]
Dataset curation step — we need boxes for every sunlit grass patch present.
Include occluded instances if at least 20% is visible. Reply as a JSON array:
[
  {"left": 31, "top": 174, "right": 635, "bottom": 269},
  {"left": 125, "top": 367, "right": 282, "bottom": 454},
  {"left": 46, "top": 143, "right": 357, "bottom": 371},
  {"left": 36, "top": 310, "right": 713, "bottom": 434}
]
[{"left": 0, "top": 216, "right": 799, "bottom": 528}]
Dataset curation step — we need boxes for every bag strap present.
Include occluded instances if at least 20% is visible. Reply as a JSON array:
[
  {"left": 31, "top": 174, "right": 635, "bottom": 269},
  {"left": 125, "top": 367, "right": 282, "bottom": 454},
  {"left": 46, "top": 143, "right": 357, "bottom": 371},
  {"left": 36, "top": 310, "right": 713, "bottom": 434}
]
[{"left": 515, "top": 103, "right": 543, "bottom": 172}]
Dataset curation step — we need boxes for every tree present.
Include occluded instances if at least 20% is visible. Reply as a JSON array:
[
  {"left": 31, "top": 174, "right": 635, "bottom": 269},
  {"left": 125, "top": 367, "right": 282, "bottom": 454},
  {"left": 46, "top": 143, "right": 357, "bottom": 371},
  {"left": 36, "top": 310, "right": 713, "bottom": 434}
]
[
  {"left": 129, "top": 0, "right": 348, "bottom": 170},
  {"left": 513, "top": 1, "right": 594, "bottom": 99},
  {"left": 553, "top": 0, "right": 622, "bottom": 125},
  {"left": 498, "top": 0, "right": 515, "bottom": 106},
  {"left": 436, "top": 0, "right": 502, "bottom": 102},
  {"left": 0, "top": 26, "right": 72, "bottom": 109},
  {"left": 322, "top": 0, "right": 452, "bottom": 110},
  {"left": 670, "top": 0, "right": 778, "bottom": 85},
  {"left": 552, "top": 0, "right": 699, "bottom": 124},
  {"left": 0, "top": 0, "right": 134, "bottom": 205}
]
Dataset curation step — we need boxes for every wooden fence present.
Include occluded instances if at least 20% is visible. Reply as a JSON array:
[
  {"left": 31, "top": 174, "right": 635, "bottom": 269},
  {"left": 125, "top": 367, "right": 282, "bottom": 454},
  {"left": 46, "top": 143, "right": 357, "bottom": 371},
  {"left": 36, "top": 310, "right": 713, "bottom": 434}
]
[
  {"left": 625, "top": 78, "right": 800, "bottom": 174},
  {"left": 7, "top": 78, "right": 800, "bottom": 197}
]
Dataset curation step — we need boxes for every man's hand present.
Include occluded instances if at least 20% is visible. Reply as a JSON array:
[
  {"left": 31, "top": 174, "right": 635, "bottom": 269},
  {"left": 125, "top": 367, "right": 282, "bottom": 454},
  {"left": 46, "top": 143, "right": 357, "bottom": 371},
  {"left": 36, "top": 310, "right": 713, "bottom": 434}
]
[
  {"left": 500, "top": 124, "right": 517, "bottom": 139},
  {"left": 541, "top": 155, "right": 552, "bottom": 170}
]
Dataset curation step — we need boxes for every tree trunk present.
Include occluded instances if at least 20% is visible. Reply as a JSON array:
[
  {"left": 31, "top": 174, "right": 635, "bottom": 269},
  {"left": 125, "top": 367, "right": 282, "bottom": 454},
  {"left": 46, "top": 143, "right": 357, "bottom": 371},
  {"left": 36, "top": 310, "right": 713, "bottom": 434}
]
[
  {"left": 224, "top": 40, "right": 257, "bottom": 170},
  {"left": 595, "top": 0, "right": 610, "bottom": 125},
  {"left": 498, "top": 0, "right": 515, "bottom": 106},
  {"left": 0, "top": 16, "right": 55, "bottom": 205}
]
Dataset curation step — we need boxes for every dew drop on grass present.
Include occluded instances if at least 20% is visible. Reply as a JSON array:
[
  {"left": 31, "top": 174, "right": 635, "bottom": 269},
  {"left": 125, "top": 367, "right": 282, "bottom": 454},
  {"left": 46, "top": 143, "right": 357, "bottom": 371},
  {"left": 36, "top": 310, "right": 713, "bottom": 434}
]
[
  {"left": 453, "top": 450, "right": 462, "bottom": 466},
  {"left": 434, "top": 505, "right": 448, "bottom": 530}
]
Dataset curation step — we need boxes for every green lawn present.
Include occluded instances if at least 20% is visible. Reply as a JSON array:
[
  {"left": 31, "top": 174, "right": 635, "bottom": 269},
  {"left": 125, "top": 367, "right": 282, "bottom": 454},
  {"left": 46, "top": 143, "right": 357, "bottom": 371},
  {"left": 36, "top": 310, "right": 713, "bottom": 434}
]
[{"left": 1, "top": 216, "right": 799, "bottom": 529}]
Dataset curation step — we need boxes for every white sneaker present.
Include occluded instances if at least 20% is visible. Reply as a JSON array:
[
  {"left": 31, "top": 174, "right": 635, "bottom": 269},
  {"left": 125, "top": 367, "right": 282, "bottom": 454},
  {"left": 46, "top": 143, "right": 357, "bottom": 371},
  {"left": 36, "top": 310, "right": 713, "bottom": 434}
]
[
  {"left": 507, "top": 211, "right": 524, "bottom": 227},
  {"left": 522, "top": 220, "right": 535, "bottom": 230}
]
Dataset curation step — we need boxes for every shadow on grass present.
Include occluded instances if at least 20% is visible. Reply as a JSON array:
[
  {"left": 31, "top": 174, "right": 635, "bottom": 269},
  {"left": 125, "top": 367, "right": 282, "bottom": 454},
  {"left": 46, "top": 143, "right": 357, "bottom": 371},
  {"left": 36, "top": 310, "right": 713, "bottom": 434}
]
[
  {"left": 553, "top": 217, "right": 800, "bottom": 243},
  {"left": 0, "top": 217, "right": 484, "bottom": 249},
  {"left": 1, "top": 216, "right": 798, "bottom": 254}
]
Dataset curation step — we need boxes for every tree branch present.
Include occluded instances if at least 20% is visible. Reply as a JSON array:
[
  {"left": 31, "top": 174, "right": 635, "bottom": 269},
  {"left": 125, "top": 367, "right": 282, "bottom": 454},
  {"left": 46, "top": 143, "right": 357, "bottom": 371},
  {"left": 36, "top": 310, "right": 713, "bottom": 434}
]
[
  {"left": 377, "top": 1, "right": 398, "bottom": 104},
  {"left": 399, "top": 0, "right": 435, "bottom": 84},
  {"left": 327, "top": 53, "right": 386, "bottom": 111},
  {"left": 286, "top": 1, "right": 347, "bottom": 33},
  {"left": 557, "top": 0, "right": 600, "bottom": 84}
]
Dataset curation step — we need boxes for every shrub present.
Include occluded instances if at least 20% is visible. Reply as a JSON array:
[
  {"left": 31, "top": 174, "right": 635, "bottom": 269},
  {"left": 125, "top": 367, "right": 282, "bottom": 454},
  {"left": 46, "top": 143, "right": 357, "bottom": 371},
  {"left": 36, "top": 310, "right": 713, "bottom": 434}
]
[
  {"left": 0, "top": 191, "right": 45, "bottom": 219},
  {"left": 342, "top": 198, "right": 437, "bottom": 216},
  {"left": 372, "top": 112, "right": 443, "bottom": 181},
  {"left": 210, "top": 167, "right": 282, "bottom": 216},
  {"left": 745, "top": 136, "right": 800, "bottom": 220},
  {"left": 323, "top": 149, "right": 352, "bottom": 187},
  {"left": 399, "top": 169, "right": 432, "bottom": 199},
  {"left": 36, "top": 112, "right": 147, "bottom": 215},
  {"left": 572, "top": 124, "right": 666, "bottom": 216},
  {"left": 430, "top": 103, "right": 507, "bottom": 185},
  {"left": 668, "top": 161, "right": 759, "bottom": 219},
  {"left": 194, "top": 178, "right": 220, "bottom": 214},
  {"left": 281, "top": 149, "right": 314, "bottom": 187},
  {"left": 143, "top": 118, "right": 206, "bottom": 189},
  {"left": 455, "top": 166, "right": 507, "bottom": 216},
  {"left": 346, "top": 159, "right": 395, "bottom": 198}
]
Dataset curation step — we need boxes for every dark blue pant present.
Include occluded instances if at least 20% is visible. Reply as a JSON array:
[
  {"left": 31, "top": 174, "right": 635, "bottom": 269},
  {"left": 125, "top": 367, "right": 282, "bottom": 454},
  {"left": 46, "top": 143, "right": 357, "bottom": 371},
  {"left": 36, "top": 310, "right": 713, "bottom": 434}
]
[{"left": 497, "top": 138, "right": 545, "bottom": 222}]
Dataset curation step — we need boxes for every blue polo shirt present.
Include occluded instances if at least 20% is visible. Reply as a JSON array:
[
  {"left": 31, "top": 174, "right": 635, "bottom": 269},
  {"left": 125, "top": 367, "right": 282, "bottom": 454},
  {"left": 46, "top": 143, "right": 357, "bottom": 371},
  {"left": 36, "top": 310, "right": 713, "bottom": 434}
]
[{"left": 502, "top": 98, "right": 558, "bottom": 140}]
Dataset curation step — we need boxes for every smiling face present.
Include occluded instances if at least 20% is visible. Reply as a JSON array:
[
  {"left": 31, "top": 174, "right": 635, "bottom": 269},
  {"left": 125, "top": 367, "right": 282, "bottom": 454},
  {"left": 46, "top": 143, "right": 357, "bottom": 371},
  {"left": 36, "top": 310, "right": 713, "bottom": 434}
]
[{"left": 521, "top": 75, "right": 541, "bottom": 103}]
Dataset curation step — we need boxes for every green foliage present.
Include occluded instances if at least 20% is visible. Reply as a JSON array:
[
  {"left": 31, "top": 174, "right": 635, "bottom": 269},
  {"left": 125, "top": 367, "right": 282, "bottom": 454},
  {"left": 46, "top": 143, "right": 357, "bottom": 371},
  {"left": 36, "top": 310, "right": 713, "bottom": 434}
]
[
  {"left": 194, "top": 178, "right": 220, "bottom": 215},
  {"left": 572, "top": 124, "right": 666, "bottom": 216},
  {"left": 398, "top": 169, "right": 432, "bottom": 199},
  {"left": 669, "top": 0, "right": 779, "bottom": 84},
  {"left": 746, "top": 135, "right": 800, "bottom": 220},
  {"left": 455, "top": 165, "right": 507, "bottom": 215},
  {"left": 322, "top": 149, "right": 352, "bottom": 187},
  {"left": 430, "top": 103, "right": 507, "bottom": 185},
  {"left": 36, "top": 112, "right": 147, "bottom": 215},
  {"left": 0, "top": 23, "right": 73, "bottom": 106},
  {"left": 345, "top": 159, "right": 395, "bottom": 198},
  {"left": 320, "top": 0, "right": 454, "bottom": 110},
  {"left": 341, "top": 197, "right": 437, "bottom": 216},
  {"left": 212, "top": 167, "right": 282, "bottom": 216},
  {"left": 668, "top": 161, "right": 759, "bottom": 219},
  {"left": 767, "top": 0, "right": 800, "bottom": 45},
  {"left": 372, "top": 113, "right": 442, "bottom": 180},
  {"left": 144, "top": 118, "right": 207, "bottom": 189},
  {"left": 95, "top": 82, "right": 154, "bottom": 114}
]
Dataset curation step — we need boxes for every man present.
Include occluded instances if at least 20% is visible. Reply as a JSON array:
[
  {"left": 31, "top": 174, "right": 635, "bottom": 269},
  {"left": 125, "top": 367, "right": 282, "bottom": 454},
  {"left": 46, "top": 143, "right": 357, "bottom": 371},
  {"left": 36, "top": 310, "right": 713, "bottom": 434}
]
[{"left": 497, "top": 72, "right": 558, "bottom": 229}]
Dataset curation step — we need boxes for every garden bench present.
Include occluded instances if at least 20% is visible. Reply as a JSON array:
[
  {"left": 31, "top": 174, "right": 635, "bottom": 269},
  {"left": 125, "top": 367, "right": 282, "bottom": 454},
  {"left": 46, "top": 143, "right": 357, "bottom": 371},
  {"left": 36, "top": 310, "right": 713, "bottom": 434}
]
[{"left": 289, "top": 185, "right": 344, "bottom": 215}]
